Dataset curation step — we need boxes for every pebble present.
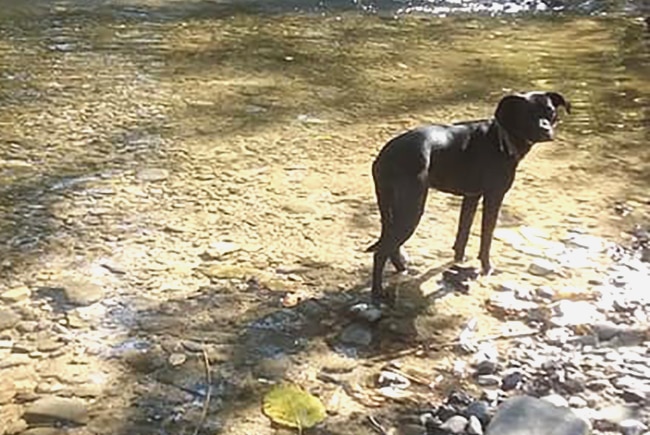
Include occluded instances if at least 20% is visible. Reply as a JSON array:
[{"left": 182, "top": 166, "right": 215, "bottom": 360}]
[
  {"left": 0, "top": 308, "right": 20, "bottom": 331},
  {"left": 568, "top": 396, "right": 588, "bottom": 408},
  {"left": 477, "top": 375, "right": 501, "bottom": 387},
  {"left": 467, "top": 415, "right": 484, "bottom": 435},
  {"left": 465, "top": 400, "right": 491, "bottom": 426},
  {"left": 440, "top": 415, "right": 468, "bottom": 434},
  {"left": 528, "top": 258, "right": 559, "bottom": 276},
  {"left": 0, "top": 286, "right": 31, "bottom": 303},
  {"left": 136, "top": 167, "right": 169, "bottom": 182},
  {"left": 24, "top": 396, "right": 89, "bottom": 425},
  {"left": 58, "top": 277, "right": 105, "bottom": 306},
  {"left": 619, "top": 419, "right": 648, "bottom": 435},
  {"left": 475, "top": 359, "right": 499, "bottom": 375}
]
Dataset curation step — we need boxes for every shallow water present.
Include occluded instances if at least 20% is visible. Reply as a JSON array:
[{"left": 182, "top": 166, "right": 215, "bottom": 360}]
[{"left": 0, "top": 2, "right": 648, "bottom": 434}]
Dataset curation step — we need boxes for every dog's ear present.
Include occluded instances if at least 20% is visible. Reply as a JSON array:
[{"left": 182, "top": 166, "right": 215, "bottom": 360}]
[
  {"left": 546, "top": 92, "right": 571, "bottom": 114},
  {"left": 494, "top": 94, "right": 528, "bottom": 131}
]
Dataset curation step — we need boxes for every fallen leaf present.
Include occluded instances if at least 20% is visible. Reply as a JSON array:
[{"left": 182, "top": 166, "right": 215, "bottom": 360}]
[{"left": 262, "top": 383, "right": 326, "bottom": 432}]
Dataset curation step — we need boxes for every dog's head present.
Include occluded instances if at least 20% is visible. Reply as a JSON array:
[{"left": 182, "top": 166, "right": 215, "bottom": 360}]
[{"left": 495, "top": 91, "right": 571, "bottom": 144}]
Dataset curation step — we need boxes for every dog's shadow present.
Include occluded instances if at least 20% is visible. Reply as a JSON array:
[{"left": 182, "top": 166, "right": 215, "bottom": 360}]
[
  {"left": 353, "top": 260, "right": 473, "bottom": 354},
  {"left": 384, "top": 259, "right": 460, "bottom": 309}
]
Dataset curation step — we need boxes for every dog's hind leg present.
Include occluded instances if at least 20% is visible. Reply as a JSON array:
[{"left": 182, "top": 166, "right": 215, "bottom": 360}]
[
  {"left": 453, "top": 195, "right": 481, "bottom": 262},
  {"left": 371, "top": 173, "right": 428, "bottom": 305}
]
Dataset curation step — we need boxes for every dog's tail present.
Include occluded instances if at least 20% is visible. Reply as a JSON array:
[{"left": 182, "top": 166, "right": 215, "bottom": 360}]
[{"left": 365, "top": 240, "right": 379, "bottom": 252}]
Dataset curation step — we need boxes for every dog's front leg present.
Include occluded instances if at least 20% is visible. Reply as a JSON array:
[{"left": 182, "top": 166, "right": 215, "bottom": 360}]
[
  {"left": 478, "top": 192, "right": 506, "bottom": 275},
  {"left": 453, "top": 195, "right": 481, "bottom": 262}
]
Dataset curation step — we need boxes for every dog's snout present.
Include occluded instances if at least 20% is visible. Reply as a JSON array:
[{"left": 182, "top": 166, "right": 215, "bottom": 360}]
[{"left": 537, "top": 118, "right": 554, "bottom": 141}]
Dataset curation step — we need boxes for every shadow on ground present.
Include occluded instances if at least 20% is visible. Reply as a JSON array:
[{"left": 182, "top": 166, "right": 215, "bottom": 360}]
[{"left": 95, "top": 260, "right": 465, "bottom": 434}]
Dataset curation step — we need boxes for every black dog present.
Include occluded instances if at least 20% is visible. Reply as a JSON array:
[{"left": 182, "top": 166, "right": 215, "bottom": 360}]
[{"left": 366, "top": 91, "right": 571, "bottom": 304}]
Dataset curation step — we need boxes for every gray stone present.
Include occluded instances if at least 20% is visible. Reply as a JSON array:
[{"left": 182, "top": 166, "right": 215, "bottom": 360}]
[
  {"left": 568, "top": 396, "right": 588, "bottom": 408},
  {"left": 528, "top": 259, "right": 559, "bottom": 276},
  {"left": 440, "top": 415, "right": 468, "bottom": 434},
  {"left": 338, "top": 323, "right": 373, "bottom": 347},
  {"left": 467, "top": 415, "right": 484, "bottom": 435},
  {"left": 466, "top": 400, "right": 491, "bottom": 426},
  {"left": 136, "top": 168, "right": 169, "bottom": 182},
  {"left": 349, "top": 303, "right": 383, "bottom": 323},
  {"left": 477, "top": 375, "right": 501, "bottom": 387},
  {"left": 476, "top": 359, "right": 499, "bottom": 375},
  {"left": 535, "top": 285, "right": 556, "bottom": 299},
  {"left": 619, "top": 419, "right": 648, "bottom": 435},
  {"left": 587, "top": 379, "right": 611, "bottom": 391},
  {"left": 0, "top": 308, "right": 20, "bottom": 331},
  {"left": 486, "top": 396, "right": 589, "bottom": 435},
  {"left": 24, "top": 396, "right": 88, "bottom": 425},
  {"left": 59, "top": 278, "right": 104, "bottom": 306}
]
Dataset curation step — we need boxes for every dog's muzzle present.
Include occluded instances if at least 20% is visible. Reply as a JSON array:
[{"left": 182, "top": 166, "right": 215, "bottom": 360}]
[{"left": 538, "top": 118, "right": 554, "bottom": 141}]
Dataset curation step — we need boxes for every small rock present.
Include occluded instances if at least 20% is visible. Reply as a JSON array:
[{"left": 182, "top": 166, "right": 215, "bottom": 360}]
[
  {"left": 467, "top": 415, "right": 484, "bottom": 435},
  {"left": 501, "top": 371, "right": 524, "bottom": 391},
  {"left": 477, "top": 375, "right": 501, "bottom": 387},
  {"left": 0, "top": 286, "right": 31, "bottom": 303},
  {"left": 542, "top": 394, "right": 569, "bottom": 408},
  {"left": 621, "top": 387, "right": 648, "bottom": 403},
  {"left": 476, "top": 360, "right": 499, "bottom": 376},
  {"left": 136, "top": 168, "right": 169, "bottom": 182},
  {"left": 535, "top": 285, "right": 556, "bottom": 299},
  {"left": 619, "top": 419, "right": 648, "bottom": 435},
  {"left": 528, "top": 259, "right": 559, "bottom": 276},
  {"left": 486, "top": 395, "right": 589, "bottom": 435},
  {"left": 465, "top": 400, "right": 491, "bottom": 427},
  {"left": 16, "top": 320, "right": 39, "bottom": 333},
  {"left": 568, "top": 396, "right": 588, "bottom": 408},
  {"left": 168, "top": 353, "right": 187, "bottom": 366},
  {"left": 338, "top": 323, "right": 373, "bottom": 347},
  {"left": 0, "top": 308, "right": 20, "bottom": 331},
  {"left": 58, "top": 277, "right": 104, "bottom": 306},
  {"left": 440, "top": 415, "right": 468, "bottom": 434},
  {"left": 587, "top": 379, "right": 611, "bottom": 391},
  {"left": 24, "top": 396, "right": 88, "bottom": 425},
  {"left": 349, "top": 303, "right": 382, "bottom": 323}
]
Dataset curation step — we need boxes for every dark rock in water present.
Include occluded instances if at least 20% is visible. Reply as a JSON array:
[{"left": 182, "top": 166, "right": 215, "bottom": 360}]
[
  {"left": 501, "top": 371, "right": 524, "bottom": 391},
  {"left": 338, "top": 322, "right": 373, "bottom": 347},
  {"left": 485, "top": 396, "right": 589, "bottom": 435}
]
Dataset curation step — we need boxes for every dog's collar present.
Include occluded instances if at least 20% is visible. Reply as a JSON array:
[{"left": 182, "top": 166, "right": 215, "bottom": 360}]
[{"left": 493, "top": 118, "right": 529, "bottom": 160}]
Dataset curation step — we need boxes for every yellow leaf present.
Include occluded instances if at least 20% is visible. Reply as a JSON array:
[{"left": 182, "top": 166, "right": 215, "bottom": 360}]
[{"left": 262, "top": 384, "right": 326, "bottom": 431}]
